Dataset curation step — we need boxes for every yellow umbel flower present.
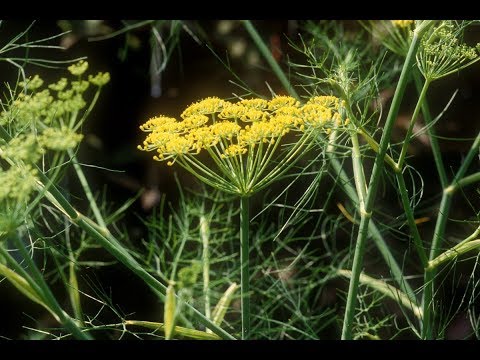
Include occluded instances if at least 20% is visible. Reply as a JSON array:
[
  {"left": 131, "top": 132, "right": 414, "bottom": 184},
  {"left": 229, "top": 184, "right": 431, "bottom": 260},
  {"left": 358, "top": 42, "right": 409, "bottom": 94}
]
[
  {"left": 223, "top": 144, "right": 247, "bottom": 158},
  {"left": 68, "top": 60, "right": 89, "bottom": 76},
  {"left": 238, "top": 98, "right": 268, "bottom": 110},
  {"left": 181, "top": 97, "right": 230, "bottom": 119},
  {"left": 138, "top": 95, "right": 342, "bottom": 195},
  {"left": 268, "top": 95, "right": 300, "bottom": 111}
]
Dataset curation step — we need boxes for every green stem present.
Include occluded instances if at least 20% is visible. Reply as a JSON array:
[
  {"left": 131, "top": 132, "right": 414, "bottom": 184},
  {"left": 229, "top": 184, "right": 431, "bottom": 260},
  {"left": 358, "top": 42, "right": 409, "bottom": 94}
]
[
  {"left": 68, "top": 149, "right": 107, "bottom": 228},
  {"left": 200, "top": 213, "right": 211, "bottom": 321},
  {"left": 357, "top": 127, "right": 398, "bottom": 171},
  {"left": 396, "top": 79, "right": 430, "bottom": 169},
  {"left": 445, "top": 172, "right": 480, "bottom": 194},
  {"left": 337, "top": 269, "right": 423, "bottom": 320},
  {"left": 240, "top": 195, "right": 250, "bottom": 339},
  {"left": 429, "top": 222, "right": 480, "bottom": 269},
  {"left": 412, "top": 70, "right": 448, "bottom": 188},
  {"left": 427, "top": 239, "right": 480, "bottom": 270},
  {"left": 395, "top": 171, "right": 428, "bottom": 267},
  {"left": 242, "top": 20, "right": 300, "bottom": 100},
  {"left": 341, "top": 23, "right": 432, "bottom": 340}
]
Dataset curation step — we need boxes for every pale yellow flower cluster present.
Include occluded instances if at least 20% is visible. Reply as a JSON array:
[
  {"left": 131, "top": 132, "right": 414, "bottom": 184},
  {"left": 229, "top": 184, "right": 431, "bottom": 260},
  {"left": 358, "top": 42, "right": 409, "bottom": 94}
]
[
  {"left": 138, "top": 95, "right": 342, "bottom": 165},
  {"left": 391, "top": 20, "right": 415, "bottom": 28}
]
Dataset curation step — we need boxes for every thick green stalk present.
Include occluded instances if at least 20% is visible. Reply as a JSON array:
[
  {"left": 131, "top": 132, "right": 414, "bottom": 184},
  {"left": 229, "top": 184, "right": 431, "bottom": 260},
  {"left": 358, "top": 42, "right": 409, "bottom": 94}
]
[
  {"left": 337, "top": 269, "right": 423, "bottom": 319},
  {"left": 242, "top": 20, "right": 300, "bottom": 100},
  {"left": 412, "top": 70, "right": 448, "bottom": 188},
  {"left": 341, "top": 24, "right": 432, "bottom": 340},
  {"left": 395, "top": 172, "right": 428, "bottom": 267},
  {"left": 422, "top": 193, "right": 450, "bottom": 339},
  {"left": 240, "top": 195, "right": 250, "bottom": 339},
  {"left": 357, "top": 127, "right": 398, "bottom": 171}
]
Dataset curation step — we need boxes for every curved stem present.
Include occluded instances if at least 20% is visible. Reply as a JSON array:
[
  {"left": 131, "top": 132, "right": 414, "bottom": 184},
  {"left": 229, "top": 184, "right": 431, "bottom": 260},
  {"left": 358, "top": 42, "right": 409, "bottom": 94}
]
[
  {"left": 427, "top": 239, "right": 480, "bottom": 270},
  {"left": 396, "top": 79, "right": 430, "bottom": 169},
  {"left": 412, "top": 70, "right": 448, "bottom": 188},
  {"left": 68, "top": 149, "right": 106, "bottom": 228},
  {"left": 445, "top": 172, "right": 480, "bottom": 194},
  {"left": 396, "top": 171, "right": 428, "bottom": 267}
]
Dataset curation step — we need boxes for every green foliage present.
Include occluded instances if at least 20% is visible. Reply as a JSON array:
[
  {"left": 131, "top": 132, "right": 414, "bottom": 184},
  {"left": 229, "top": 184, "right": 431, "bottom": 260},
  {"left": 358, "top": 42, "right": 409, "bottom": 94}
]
[{"left": 2, "top": 19, "right": 480, "bottom": 341}]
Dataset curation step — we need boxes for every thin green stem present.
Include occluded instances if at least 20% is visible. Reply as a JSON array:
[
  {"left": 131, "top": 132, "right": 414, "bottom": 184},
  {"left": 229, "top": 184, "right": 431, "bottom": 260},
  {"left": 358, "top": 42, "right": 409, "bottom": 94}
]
[
  {"left": 240, "top": 195, "right": 250, "bottom": 339},
  {"left": 412, "top": 70, "right": 448, "bottom": 188},
  {"left": 242, "top": 20, "right": 300, "bottom": 100},
  {"left": 200, "top": 213, "right": 211, "bottom": 321},
  {"left": 357, "top": 127, "right": 398, "bottom": 172},
  {"left": 445, "top": 172, "right": 480, "bottom": 194},
  {"left": 68, "top": 149, "right": 106, "bottom": 229},
  {"left": 341, "top": 23, "right": 433, "bottom": 340},
  {"left": 427, "top": 240, "right": 480, "bottom": 270},
  {"left": 396, "top": 79, "right": 430, "bottom": 169},
  {"left": 395, "top": 171, "right": 428, "bottom": 267}
]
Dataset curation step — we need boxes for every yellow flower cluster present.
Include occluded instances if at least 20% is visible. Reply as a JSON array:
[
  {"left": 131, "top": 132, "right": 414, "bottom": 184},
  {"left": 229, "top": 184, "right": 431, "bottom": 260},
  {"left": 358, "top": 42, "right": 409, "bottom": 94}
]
[
  {"left": 138, "top": 95, "right": 343, "bottom": 164},
  {"left": 391, "top": 20, "right": 415, "bottom": 28}
]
